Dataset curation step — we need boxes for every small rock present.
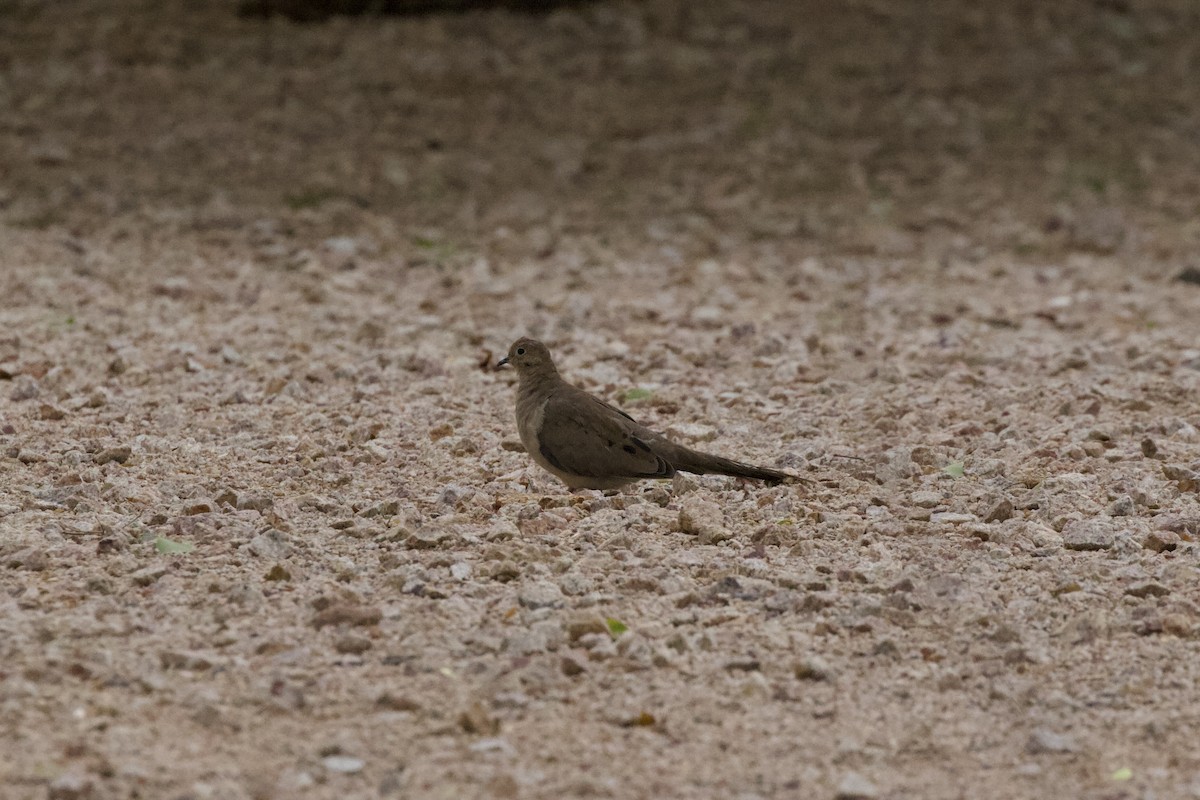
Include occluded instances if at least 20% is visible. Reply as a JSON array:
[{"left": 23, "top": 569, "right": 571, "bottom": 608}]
[
  {"left": 469, "top": 738, "right": 514, "bottom": 755},
  {"left": 264, "top": 564, "right": 292, "bottom": 581},
  {"left": 375, "top": 693, "right": 422, "bottom": 712},
  {"left": 361, "top": 500, "right": 399, "bottom": 518},
  {"left": 311, "top": 603, "right": 382, "bottom": 629},
  {"left": 1062, "top": 519, "right": 1115, "bottom": 551},
  {"left": 10, "top": 376, "right": 39, "bottom": 402},
  {"left": 1162, "top": 464, "right": 1198, "bottom": 492},
  {"left": 1143, "top": 529, "right": 1180, "bottom": 553},
  {"left": 560, "top": 652, "right": 588, "bottom": 676},
  {"left": 874, "top": 446, "right": 915, "bottom": 484},
  {"left": 130, "top": 564, "right": 168, "bottom": 586},
  {"left": 449, "top": 562, "right": 472, "bottom": 581},
  {"left": 159, "top": 650, "right": 216, "bottom": 670},
  {"left": 459, "top": 701, "right": 499, "bottom": 735},
  {"left": 1107, "top": 495, "right": 1135, "bottom": 517},
  {"left": 678, "top": 498, "right": 731, "bottom": 544},
  {"left": 1026, "top": 729, "right": 1076, "bottom": 754},
  {"left": 237, "top": 494, "right": 274, "bottom": 512},
  {"left": 1125, "top": 582, "right": 1170, "bottom": 599},
  {"left": 666, "top": 422, "right": 717, "bottom": 442},
  {"left": 48, "top": 771, "right": 93, "bottom": 800},
  {"left": 910, "top": 491, "right": 941, "bottom": 509},
  {"left": 1140, "top": 437, "right": 1158, "bottom": 458},
  {"left": 334, "top": 635, "right": 373, "bottom": 654},
  {"left": 38, "top": 402, "right": 66, "bottom": 420},
  {"left": 518, "top": 580, "right": 564, "bottom": 610},
  {"left": 794, "top": 655, "right": 836, "bottom": 682},
  {"left": 559, "top": 572, "right": 593, "bottom": 596},
  {"left": 93, "top": 446, "right": 132, "bottom": 465},
  {"left": 8, "top": 548, "right": 49, "bottom": 571},
  {"left": 1174, "top": 266, "right": 1200, "bottom": 285},
  {"left": 982, "top": 498, "right": 1014, "bottom": 523},
  {"left": 566, "top": 613, "right": 608, "bottom": 642},
  {"left": 836, "top": 771, "right": 879, "bottom": 800},
  {"left": 406, "top": 523, "right": 459, "bottom": 549},
  {"left": 930, "top": 512, "right": 974, "bottom": 525},
  {"left": 322, "top": 756, "right": 365, "bottom": 774},
  {"left": 247, "top": 529, "right": 292, "bottom": 560}
]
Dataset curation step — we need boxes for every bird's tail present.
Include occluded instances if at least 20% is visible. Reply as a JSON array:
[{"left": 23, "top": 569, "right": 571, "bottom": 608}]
[{"left": 665, "top": 445, "right": 792, "bottom": 485}]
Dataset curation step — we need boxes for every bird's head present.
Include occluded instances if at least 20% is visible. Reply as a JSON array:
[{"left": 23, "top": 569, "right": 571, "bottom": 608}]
[{"left": 497, "top": 337, "right": 557, "bottom": 376}]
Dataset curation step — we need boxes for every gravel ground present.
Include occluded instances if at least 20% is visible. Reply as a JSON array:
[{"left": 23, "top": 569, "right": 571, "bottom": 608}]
[{"left": 3, "top": 1, "right": 1200, "bottom": 798}]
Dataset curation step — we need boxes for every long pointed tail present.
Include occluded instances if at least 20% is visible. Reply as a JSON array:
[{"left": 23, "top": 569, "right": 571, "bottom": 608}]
[{"left": 665, "top": 445, "right": 792, "bottom": 484}]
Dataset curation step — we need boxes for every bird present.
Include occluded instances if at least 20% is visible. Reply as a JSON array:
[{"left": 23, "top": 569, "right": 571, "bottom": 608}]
[{"left": 496, "top": 337, "right": 794, "bottom": 490}]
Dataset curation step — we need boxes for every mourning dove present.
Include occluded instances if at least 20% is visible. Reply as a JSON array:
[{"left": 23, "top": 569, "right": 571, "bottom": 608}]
[{"left": 497, "top": 337, "right": 793, "bottom": 490}]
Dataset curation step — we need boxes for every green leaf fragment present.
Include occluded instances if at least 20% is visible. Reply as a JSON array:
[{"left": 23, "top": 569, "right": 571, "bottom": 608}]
[
  {"left": 1110, "top": 767, "right": 1132, "bottom": 782},
  {"left": 605, "top": 617, "right": 628, "bottom": 637},
  {"left": 623, "top": 388, "right": 652, "bottom": 402},
  {"left": 942, "top": 462, "right": 965, "bottom": 478},
  {"left": 154, "top": 536, "right": 194, "bottom": 555}
]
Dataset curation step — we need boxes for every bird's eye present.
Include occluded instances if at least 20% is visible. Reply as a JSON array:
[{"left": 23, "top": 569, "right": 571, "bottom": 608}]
[{"left": 516, "top": 347, "right": 526, "bottom": 356}]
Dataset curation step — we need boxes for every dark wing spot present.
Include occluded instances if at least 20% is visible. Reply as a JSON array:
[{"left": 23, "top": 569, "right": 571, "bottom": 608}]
[
  {"left": 540, "top": 443, "right": 567, "bottom": 472},
  {"left": 630, "top": 437, "right": 653, "bottom": 453},
  {"left": 622, "top": 444, "right": 637, "bottom": 455},
  {"left": 606, "top": 439, "right": 615, "bottom": 447}
]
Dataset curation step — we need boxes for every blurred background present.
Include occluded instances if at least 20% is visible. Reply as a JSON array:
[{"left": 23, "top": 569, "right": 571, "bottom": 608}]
[{"left": 4, "top": 0, "right": 1197, "bottom": 273}]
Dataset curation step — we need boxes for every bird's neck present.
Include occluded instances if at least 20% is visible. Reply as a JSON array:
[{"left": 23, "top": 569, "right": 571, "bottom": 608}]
[{"left": 517, "top": 370, "right": 562, "bottom": 401}]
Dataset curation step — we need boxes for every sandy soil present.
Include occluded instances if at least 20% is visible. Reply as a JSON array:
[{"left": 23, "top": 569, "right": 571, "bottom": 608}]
[{"left": 3, "top": 1, "right": 1200, "bottom": 798}]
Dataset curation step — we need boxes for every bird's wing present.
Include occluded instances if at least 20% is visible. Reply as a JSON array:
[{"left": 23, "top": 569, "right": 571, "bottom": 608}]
[{"left": 536, "top": 389, "right": 675, "bottom": 481}]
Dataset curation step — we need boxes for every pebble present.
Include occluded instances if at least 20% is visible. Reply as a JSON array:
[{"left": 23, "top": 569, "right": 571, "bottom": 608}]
[
  {"left": 468, "top": 737, "right": 514, "bottom": 754},
  {"left": 10, "top": 376, "right": 39, "bottom": 401},
  {"left": 130, "top": 564, "right": 169, "bottom": 586},
  {"left": 836, "top": 771, "right": 879, "bottom": 800},
  {"left": 1125, "top": 582, "right": 1170, "bottom": 599},
  {"left": 666, "top": 422, "right": 717, "bottom": 442},
  {"left": 794, "top": 655, "right": 836, "bottom": 682},
  {"left": 678, "top": 498, "right": 731, "bottom": 544},
  {"left": 93, "top": 446, "right": 132, "bottom": 465},
  {"left": 459, "top": 701, "right": 499, "bottom": 735},
  {"left": 246, "top": 529, "right": 293, "bottom": 560},
  {"left": 48, "top": 771, "right": 93, "bottom": 800},
  {"left": 334, "top": 635, "right": 373, "bottom": 654},
  {"left": 1026, "top": 729, "right": 1076, "bottom": 754},
  {"left": 1107, "top": 495, "right": 1135, "bottom": 516},
  {"left": 236, "top": 494, "right": 274, "bottom": 512},
  {"left": 560, "top": 652, "right": 588, "bottom": 676},
  {"left": 518, "top": 580, "right": 564, "bottom": 610},
  {"left": 874, "top": 447, "right": 915, "bottom": 484},
  {"left": 322, "top": 755, "right": 365, "bottom": 774},
  {"left": 311, "top": 603, "right": 383, "bottom": 629},
  {"left": 406, "top": 523, "right": 460, "bottom": 549},
  {"left": 361, "top": 500, "right": 399, "bottom": 518},
  {"left": 38, "top": 402, "right": 66, "bottom": 420},
  {"left": 159, "top": 650, "right": 216, "bottom": 670},
  {"left": 1061, "top": 519, "right": 1116, "bottom": 551},
  {"left": 558, "top": 572, "right": 593, "bottom": 596},
  {"left": 1143, "top": 529, "right": 1180, "bottom": 553},
  {"left": 566, "top": 613, "right": 608, "bottom": 642},
  {"left": 910, "top": 491, "right": 941, "bottom": 508},
  {"left": 1162, "top": 464, "right": 1198, "bottom": 492},
  {"left": 982, "top": 498, "right": 1014, "bottom": 523},
  {"left": 930, "top": 512, "right": 974, "bottom": 525}
]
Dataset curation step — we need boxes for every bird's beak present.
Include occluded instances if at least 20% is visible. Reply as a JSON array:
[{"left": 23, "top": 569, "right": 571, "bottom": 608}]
[{"left": 495, "top": 357, "right": 510, "bottom": 370}]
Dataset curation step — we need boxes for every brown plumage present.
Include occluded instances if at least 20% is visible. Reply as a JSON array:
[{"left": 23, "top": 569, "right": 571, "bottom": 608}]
[{"left": 497, "top": 337, "right": 793, "bottom": 490}]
